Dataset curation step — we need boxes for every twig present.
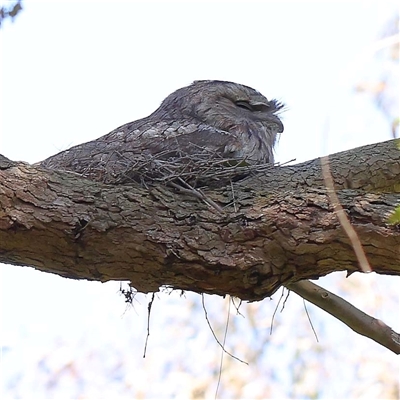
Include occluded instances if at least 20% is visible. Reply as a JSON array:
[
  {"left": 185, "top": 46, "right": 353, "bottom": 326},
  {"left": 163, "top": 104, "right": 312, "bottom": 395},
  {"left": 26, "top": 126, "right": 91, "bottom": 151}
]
[
  {"left": 321, "top": 156, "right": 372, "bottom": 273},
  {"left": 168, "top": 180, "right": 225, "bottom": 213},
  {"left": 143, "top": 293, "right": 155, "bottom": 358},
  {"left": 215, "top": 297, "right": 231, "bottom": 399},
  {"left": 201, "top": 294, "right": 248, "bottom": 364}
]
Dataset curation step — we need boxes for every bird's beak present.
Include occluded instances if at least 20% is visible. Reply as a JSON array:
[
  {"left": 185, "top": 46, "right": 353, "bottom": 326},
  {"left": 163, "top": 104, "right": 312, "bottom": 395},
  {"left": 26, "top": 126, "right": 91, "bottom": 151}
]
[
  {"left": 249, "top": 100, "right": 284, "bottom": 133},
  {"left": 268, "top": 115, "right": 284, "bottom": 133}
]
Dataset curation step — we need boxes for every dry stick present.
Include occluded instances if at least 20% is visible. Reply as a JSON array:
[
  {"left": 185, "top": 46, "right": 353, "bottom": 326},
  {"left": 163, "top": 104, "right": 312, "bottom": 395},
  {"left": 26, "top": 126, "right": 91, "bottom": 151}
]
[
  {"left": 201, "top": 294, "right": 248, "bottom": 365},
  {"left": 215, "top": 297, "right": 231, "bottom": 400},
  {"left": 320, "top": 156, "right": 372, "bottom": 273},
  {"left": 168, "top": 179, "right": 225, "bottom": 214},
  {"left": 143, "top": 293, "right": 155, "bottom": 358},
  {"left": 270, "top": 288, "right": 286, "bottom": 335},
  {"left": 230, "top": 179, "right": 237, "bottom": 213},
  {"left": 286, "top": 280, "right": 400, "bottom": 354},
  {"left": 156, "top": 161, "right": 226, "bottom": 213},
  {"left": 302, "top": 299, "right": 319, "bottom": 342}
]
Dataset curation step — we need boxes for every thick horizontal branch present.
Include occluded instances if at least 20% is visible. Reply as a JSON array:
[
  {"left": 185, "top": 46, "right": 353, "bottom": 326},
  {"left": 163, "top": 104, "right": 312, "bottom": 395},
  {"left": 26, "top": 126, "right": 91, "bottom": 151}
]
[
  {"left": 0, "top": 139, "right": 399, "bottom": 301},
  {"left": 241, "top": 139, "right": 400, "bottom": 192}
]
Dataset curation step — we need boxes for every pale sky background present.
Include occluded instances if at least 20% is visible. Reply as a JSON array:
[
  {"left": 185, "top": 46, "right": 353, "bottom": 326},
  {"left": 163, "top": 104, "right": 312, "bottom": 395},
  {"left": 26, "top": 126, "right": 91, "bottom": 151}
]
[{"left": 1, "top": 1, "right": 399, "bottom": 399}]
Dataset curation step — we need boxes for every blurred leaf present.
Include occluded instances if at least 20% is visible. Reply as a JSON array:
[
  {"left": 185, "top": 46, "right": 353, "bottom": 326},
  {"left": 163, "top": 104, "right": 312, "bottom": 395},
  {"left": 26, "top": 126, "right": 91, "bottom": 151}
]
[
  {"left": 388, "top": 206, "right": 400, "bottom": 225},
  {"left": 0, "top": 0, "right": 23, "bottom": 29}
]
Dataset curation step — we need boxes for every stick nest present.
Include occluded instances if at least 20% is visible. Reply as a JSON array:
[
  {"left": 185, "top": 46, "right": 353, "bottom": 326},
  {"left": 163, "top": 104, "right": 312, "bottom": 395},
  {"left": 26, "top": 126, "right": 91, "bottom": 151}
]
[{"left": 98, "top": 147, "right": 275, "bottom": 189}]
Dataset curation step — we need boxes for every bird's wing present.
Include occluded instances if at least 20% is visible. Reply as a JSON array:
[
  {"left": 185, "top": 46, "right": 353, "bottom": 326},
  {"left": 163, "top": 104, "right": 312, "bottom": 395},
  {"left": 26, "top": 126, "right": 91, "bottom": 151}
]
[{"left": 39, "top": 118, "right": 240, "bottom": 184}]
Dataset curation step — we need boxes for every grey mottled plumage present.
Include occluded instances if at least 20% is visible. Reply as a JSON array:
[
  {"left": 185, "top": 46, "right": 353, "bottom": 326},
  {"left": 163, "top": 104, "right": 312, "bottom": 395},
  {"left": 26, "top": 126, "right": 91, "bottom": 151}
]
[{"left": 40, "top": 80, "right": 284, "bottom": 184}]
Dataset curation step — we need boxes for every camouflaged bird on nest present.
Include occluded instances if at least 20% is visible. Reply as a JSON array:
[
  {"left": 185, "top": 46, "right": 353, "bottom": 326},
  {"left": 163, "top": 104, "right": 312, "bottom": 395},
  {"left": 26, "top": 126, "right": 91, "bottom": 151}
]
[{"left": 40, "top": 80, "right": 284, "bottom": 187}]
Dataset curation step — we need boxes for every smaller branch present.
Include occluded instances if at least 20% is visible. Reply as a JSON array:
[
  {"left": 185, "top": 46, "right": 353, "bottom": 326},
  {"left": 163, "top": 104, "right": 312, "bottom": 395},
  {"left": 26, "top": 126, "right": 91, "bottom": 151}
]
[{"left": 286, "top": 280, "right": 400, "bottom": 354}]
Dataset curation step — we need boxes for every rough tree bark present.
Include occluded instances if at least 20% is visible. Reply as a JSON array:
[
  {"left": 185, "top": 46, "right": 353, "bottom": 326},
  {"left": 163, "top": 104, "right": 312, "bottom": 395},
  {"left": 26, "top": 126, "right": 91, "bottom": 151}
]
[
  {"left": 1, "top": 139, "right": 399, "bottom": 301},
  {"left": 2, "top": 138, "right": 400, "bottom": 353}
]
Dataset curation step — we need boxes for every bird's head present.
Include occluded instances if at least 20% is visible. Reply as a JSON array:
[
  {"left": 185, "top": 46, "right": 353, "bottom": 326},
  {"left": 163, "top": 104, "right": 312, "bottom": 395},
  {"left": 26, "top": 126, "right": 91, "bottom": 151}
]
[{"left": 157, "top": 80, "right": 284, "bottom": 163}]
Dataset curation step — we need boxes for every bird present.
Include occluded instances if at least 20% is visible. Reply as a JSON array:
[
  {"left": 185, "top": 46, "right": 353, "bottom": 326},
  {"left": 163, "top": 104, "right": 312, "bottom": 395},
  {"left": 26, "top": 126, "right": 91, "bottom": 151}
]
[{"left": 40, "top": 80, "right": 284, "bottom": 185}]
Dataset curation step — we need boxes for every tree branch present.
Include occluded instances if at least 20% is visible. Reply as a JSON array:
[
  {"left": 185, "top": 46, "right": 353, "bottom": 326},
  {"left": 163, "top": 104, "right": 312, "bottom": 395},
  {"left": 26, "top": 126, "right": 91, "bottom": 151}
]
[
  {"left": 0, "top": 139, "right": 399, "bottom": 302},
  {"left": 286, "top": 280, "right": 400, "bottom": 354}
]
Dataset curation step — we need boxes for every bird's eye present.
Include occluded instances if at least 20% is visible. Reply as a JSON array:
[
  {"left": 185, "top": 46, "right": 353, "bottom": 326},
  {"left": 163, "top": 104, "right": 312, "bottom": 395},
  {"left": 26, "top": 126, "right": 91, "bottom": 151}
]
[
  {"left": 235, "top": 100, "right": 254, "bottom": 111},
  {"left": 235, "top": 100, "right": 271, "bottom": 112},
  {"left": 252, "top": 103, "right": 271, "bottom": 112}
]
